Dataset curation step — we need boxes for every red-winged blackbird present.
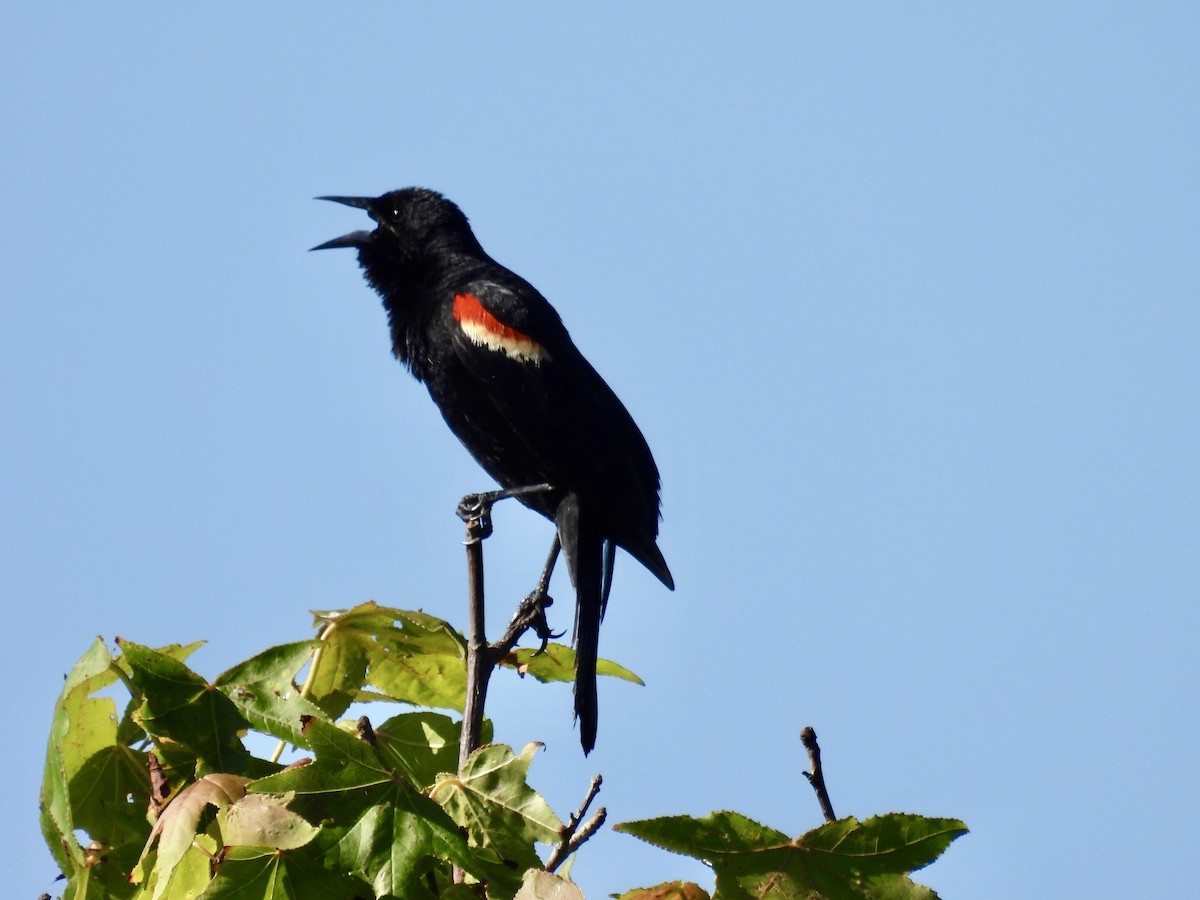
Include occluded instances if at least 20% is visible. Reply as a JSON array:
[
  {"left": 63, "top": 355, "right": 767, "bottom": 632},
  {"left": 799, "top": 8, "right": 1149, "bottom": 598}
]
[{"left": 314, "top": 188, "right": 673, "bottom": 753}]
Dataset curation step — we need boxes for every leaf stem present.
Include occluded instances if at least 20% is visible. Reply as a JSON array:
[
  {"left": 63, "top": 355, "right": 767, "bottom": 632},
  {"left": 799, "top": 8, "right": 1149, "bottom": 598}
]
[{"left": 268, "top": 621, "right": 337, "bottom": 765}]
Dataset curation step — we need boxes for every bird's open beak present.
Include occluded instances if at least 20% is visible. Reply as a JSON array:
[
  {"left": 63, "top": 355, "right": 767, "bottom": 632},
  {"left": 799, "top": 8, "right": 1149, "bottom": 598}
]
[
  {"left": 311, "top": 195, "right": 376, "bottom": 251},
  {"left": 316, "top": 195, "right": 374, "bottom": 210},
  {"left": 310, "top": 230, "right": 373, "bottom": 251}
]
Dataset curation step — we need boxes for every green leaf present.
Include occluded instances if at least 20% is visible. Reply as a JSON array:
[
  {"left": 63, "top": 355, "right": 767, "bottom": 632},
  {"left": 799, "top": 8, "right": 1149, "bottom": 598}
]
[
  {"left": 132, "top": 773, "right": 251, "bottom": 900},
  {"left": 120, "top": 640, "right": 255, "bottom": 775},
  {"left": 430, "top": 743, "right": 563, "bottom": 869},
  {"left": 215, "top": 641, "right": 326, "bottom": 747},
  {"left": 310, "top": 601, "right": 404, "bottom": 634},
  {"left": 306, "top": 630, "right": 371, "bottom": 720},
  {"left": 135, "top": 835, "right": 220, "bottom": 900},
  {"left": 801, "top": 814, "right": 967, "bottom": 876},
  {"left": 217, "top": 793, "right": 321, "bottom": 850},
  {"left": 615, "top": 882, "right": 711, "bottom": 900},
  {"left": 368, "top": 640, "right": 467, "bottom": 711},
  {"left": 505, "top": 643, "right": 644, "bottom": 685},
  {"left": 196, "top": 854, "right": 291, "bottom": 899},
  {"left": 313, "top": 777, "right": 486, "bottom": 897},
  {"left": 248, "top": 717, "right": 391, "bottom": 794},
  {"left": 196, "top": 846, "right": 378, "bottom": 900},
  {"left": 514, "top": 869, "right": 586, "bottom": 900},
  {"left": 113, "top": 639, "right": 207, "bottom": 671},
  {"left": 69, "top": 743, "right": 152, "bottom": 846},
  {"left": 372, "top": 711, "right": 491, "bottom": 790},
  {"left": 248, "top": 708, "right": 492, "bottom": 896},
  {"left": 67, "top": 841, "right": 146, "bottom": 900},
  {"left": 364, "top": 609, "right": 469, "bottom": 711},
  {"left": 277, "top": 846, "right": 375, "bottom": 900},
  {"left": 41, "top": 638, "right": 119, "bottom": 874},
  {"left": 306, "top": 604, "right": 469, "bottom": 715},
  {"left": 615, "top": 811, "right": 967, "bottom": 900}
]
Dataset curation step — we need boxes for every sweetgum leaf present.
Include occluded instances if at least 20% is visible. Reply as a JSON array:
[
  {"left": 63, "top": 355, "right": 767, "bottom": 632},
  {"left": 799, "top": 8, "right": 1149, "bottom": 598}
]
[
  {"left": 368, "top": 641, "right": 467, "bottom": 710},
  {"left": 41, "top": 638, "right": 117, "bottom": 873},
  {"left": 68, "top": 842, "right": 145, "bottom": 900},
  {"left": 513, "top": 869, "right": 585, "bottom": 900},
  {"left": 278, "top": 845, "right": 374, "bottom": 900},
  {"left": 217, "top": 793, "right": 320, "bottom": 850},
  {"left": 615, "top": 811, "right": 967, "bottom": 900},
  {"left": 248, "top": 717, "right": 391, "bottom": 794},
  {"left": 69, "top": 743, "right": 151, "bottom": 846},
  {"left": 430, "top": 742, "right": 563, "bottom": 869},
  {"left": 112, "top": 639, "right": 207, "bottom": 679},
  {"left": 311, "top": 776, "right": 486, "bottom": 897},
  {"left": 364, "top": 609, "right": 469, "bottom": 711},
  {"left": 245, "top": 708, "right": 493, "bottom": 896},
  {"left": 149, "top": 836, "right": 218, "bottom": 900},
  {"left": 310, "top": 601, "right": 402, "bottom": 633},
  {"left": 800, "top": 814, "right": 967, "bottom": 876},
  {"left": 215, "top": 640, "right": 326, "bottom": 746},
  {"left": 306, "top": 628, "right": 371, "bottom": 719},
  {"left": 505, "top": 643, "right": 644, "bottom": 685},
  {"left": 306, "top": 603, "right": 468, "bottom": 714},
  {"left": 42, "top": 639, "right": 205, "bottom": 893},
  {"left": 615, "top": 882, "right": 711, "bottom": 900},
  {"left": 120, "top": 640, "right": 254, "bottom": 775},
  {"left": 372, "top": 711, "right": 489, "bottom": 789},
  {"left": 133, "top": 773, "right": 251, "bottom": 900},
  {"left": 195, "top": 854, "right": 291, "bottom": 899}
]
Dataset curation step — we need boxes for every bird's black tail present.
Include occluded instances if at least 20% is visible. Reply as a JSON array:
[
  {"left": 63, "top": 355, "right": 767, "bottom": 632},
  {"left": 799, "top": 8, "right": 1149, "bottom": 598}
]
[{"left": 556, "top": 493, "right": 604, "bottom": 755}]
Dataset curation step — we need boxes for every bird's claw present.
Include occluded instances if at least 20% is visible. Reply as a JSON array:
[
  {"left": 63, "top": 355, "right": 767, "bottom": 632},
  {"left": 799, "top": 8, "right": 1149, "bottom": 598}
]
[
  {"left": 518, "top": 589, "right": 563, "bottom": 654},
  {"left": 457, "top": 484, "right": 556, "bottom": 544}
]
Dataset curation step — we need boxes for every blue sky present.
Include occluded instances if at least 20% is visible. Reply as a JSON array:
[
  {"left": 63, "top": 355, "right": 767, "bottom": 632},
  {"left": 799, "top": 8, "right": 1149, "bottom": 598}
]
[{"left": 4, "top": 5, "right": 1197, "bottom": 897}]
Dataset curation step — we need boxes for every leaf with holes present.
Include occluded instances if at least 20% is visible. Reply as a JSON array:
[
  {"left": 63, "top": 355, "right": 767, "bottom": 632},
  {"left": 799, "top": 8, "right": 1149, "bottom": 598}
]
[{"left": 215, "top": 640, "right": 325, "bottom": 747}]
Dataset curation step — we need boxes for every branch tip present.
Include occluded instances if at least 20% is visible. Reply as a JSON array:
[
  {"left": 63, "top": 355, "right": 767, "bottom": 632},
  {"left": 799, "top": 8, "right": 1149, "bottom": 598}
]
[{"left": 800, "top": 725, "right": 836, "bottom": 822}]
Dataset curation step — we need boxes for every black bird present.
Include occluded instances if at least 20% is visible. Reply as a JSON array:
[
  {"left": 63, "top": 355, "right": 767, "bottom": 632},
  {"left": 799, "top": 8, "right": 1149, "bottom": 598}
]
[{"left": 313, "top": 188, "right": 673, "bottom": 753}]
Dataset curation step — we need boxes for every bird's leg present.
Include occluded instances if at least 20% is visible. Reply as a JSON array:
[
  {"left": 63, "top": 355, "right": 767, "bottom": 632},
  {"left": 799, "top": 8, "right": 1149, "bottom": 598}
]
[
  {"left": 525, "top": 536, "right": 564, "bottom": 651},
  {"left": 490, "top": 533, "right": 567, "bottom": 660}
]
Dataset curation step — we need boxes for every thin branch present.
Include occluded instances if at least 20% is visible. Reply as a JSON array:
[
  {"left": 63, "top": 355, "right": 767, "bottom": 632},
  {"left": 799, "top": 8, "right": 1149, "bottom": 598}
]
[
  {"left": 458, "top": 531, "right": 489, "bottom": 772},
  {"left": 455, "top": 484, "right": 554, "bottom": 774},
  {"left": 452, "top": 484, "right": 553, "bottom": 885},
  {"left": 545, "top": 775, "right": 606, "bottom": 873},
  {"left": 800, "top": 726, "right": 836, "bottom": 822}
]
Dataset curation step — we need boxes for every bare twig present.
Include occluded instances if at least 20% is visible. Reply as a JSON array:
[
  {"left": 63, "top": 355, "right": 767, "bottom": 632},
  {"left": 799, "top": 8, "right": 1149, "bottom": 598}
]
[
  {"left": 545, "top": 774, "right": 606, "bottom": 873},
  {"left": 455, "top": 484, "right": 554, "bottom": 773},
  {"left": 458, "top": 504, "right": 490, "bottom": 774},
  {"left": 800, "top": 726, "right": 836, "bottom": 822},
  {"left": 453, "top": 483, "right": 583, "bottom": 886}
]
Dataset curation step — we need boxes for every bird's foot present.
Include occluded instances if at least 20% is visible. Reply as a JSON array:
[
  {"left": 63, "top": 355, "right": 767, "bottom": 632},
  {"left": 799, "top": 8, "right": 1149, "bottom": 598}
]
[
  {"left": 456, "top": 483, "right": 554, "bottom": 544},
  {"left": 520, "top": 589, "right": 564, "bottom": 654}
]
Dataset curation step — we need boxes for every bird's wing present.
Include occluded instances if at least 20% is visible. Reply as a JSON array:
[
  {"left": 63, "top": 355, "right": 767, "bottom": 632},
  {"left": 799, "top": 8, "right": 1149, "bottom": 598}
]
[{"left": 447, "top": 280, "right": 667, "bottom": 558}]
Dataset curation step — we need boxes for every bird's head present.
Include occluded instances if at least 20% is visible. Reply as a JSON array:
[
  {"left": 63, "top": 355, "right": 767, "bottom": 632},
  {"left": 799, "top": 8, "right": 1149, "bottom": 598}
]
[{"left": 311, "top": 188, "right": 481, "bottom": 259}]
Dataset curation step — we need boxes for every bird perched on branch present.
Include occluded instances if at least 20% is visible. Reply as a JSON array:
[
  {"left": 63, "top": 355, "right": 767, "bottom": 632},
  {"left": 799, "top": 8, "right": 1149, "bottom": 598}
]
[{"left": 313, "top": 188, "right": 673, "bottom": 753}]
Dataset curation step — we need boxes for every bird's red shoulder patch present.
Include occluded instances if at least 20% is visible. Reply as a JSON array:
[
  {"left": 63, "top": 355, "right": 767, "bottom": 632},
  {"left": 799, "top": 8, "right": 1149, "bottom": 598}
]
[{"left": 453, "top": 293, "right": 551, "bottom": 364}]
